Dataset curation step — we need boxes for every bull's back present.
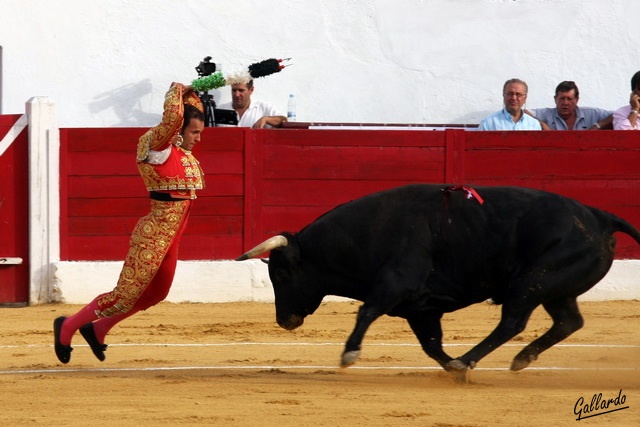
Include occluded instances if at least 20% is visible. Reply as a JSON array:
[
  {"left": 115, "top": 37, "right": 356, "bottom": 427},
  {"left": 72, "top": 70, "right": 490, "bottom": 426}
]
[
  {"left": 297, "top": 185, "right": 527, "bottom": 271},
  {"left": 303, "top": 184, "right": 545, "bottom": 237},
  {"left": 298, "top": 184, "right": 615, "bottom": 277}
]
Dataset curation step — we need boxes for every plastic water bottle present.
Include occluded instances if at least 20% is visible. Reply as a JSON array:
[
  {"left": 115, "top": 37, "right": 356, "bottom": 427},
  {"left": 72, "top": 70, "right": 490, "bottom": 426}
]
[{"left": 287, "top": 93, "right": 297, "bottom": 122}]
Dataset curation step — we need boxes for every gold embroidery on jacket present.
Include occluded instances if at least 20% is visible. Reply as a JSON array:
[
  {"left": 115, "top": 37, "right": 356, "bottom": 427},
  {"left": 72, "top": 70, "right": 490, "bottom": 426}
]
[
  {"left": 137, "top": 149, "right": 204, "bottom": 196},
  {"left": 136, "top": 85, "right": 184, "bottom": 161},
  {"left": 95, "top": 200, "right": 187, "bottom": 317}
]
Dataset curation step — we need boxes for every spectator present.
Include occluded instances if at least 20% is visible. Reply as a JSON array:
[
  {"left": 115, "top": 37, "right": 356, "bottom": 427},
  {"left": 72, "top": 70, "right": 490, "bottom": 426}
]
[
  {"left": 478, "top": 79, "right": 542, "bottom": 130},
  {"left": 613, "top": 71, "right": 640, "bottom": 130},
  {"left": 218, "top": 78, "right": 286, "bottom": 128},
  {"left": 527, "top": 81, "right": 612, "bottom": 130}
]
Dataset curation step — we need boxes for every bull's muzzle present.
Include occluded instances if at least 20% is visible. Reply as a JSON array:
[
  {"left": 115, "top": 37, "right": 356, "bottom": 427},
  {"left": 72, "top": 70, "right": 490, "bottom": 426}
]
[{"left": 277, "top": 314, "right": 304, "bottom": 330}]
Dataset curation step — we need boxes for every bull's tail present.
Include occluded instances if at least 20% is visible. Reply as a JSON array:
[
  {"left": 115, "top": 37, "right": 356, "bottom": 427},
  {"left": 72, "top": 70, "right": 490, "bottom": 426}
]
[{"left": 604, "top": 210, "right": 640, "bottom": 246}]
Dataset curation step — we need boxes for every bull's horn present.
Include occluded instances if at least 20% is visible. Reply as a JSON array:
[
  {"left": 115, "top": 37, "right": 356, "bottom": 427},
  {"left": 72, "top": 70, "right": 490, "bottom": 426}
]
[{"left": 235, "top": 235, "right": 289, "bottom": 261}]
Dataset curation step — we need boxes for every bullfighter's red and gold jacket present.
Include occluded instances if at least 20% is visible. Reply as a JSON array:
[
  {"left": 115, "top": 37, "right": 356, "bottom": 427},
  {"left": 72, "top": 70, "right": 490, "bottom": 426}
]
[{"left": 136, "top": 83, "right": 204, "bottom": 199}]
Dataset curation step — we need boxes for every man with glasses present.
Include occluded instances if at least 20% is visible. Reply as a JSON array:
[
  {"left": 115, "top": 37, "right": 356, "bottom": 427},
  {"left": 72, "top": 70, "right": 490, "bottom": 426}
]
[
  {"left": 613, "top": 71, "right": 640, "bottom": 130},
  {"left": 478, "top": 78, "right": 542, "bottom": 130},
  {"left": 527, "top": 81, "right": 612, "bottom": 130}
]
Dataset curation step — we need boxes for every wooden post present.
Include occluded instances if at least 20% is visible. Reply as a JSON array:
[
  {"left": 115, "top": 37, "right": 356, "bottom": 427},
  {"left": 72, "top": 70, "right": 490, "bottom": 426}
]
[{"left": 26, "top": 97, "right": 60, "bottom": 304}]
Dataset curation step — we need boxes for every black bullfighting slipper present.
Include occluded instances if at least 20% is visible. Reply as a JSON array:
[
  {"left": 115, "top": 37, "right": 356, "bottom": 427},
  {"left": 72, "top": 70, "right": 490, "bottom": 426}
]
[
  {"left": 79, "top": 322, "right": 107, "bottom": 362},
  {"left": 53, "top": 316, "right": 72, "bottom": 364}
]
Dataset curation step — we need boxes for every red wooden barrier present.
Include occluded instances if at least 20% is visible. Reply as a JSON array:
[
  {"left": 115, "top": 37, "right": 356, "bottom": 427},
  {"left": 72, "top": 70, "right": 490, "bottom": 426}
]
[
  {"left": 250, "top": 129, "right": 448, "bottom": 245},
  {"left": 0, "top": 114, "right": 29, "bottom": 305},
  {"left": 59, "top": 127, "right": 640, "bottom": 261},
  {"left": 463, "top": 130, "right": 640, "bottom": 257},
  {"left": 59, "top": 127, "right": 247, "bottom": 261}
]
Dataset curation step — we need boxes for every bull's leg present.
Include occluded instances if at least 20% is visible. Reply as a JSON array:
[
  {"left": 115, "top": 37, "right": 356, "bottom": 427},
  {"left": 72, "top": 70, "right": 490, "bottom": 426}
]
[
  {"left": 407, "top": 312, "right": 453, "bottom": 368},
  {"left": 445, "top": 301, "right": 536, "bottom": 375},
  {"left": 341, "top": 304, "right": 382, "bottom": 367},
  {"left": 341, "top": 252, "right": 432, "bottom": 368},
  {"left": 511, "top": 297, "right": 583, "bottom": 371}
]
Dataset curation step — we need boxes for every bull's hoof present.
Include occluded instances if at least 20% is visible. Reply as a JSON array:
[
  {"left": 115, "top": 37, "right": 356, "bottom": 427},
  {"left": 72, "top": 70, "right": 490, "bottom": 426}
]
[
  {"left": 510, "top": 354, "right": 537, "bottom": 371},
  {"left": 444, "top": 359, "right": 470, "bottom": 384},
  {"left": 340, "top": 350, "right": 360, "bottom": 368}
]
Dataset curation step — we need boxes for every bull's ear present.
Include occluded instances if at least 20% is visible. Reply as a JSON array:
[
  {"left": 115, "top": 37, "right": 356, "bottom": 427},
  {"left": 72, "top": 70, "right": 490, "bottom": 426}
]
[{"left": 260, "top": 258, "right": 269, "bottom": 265}]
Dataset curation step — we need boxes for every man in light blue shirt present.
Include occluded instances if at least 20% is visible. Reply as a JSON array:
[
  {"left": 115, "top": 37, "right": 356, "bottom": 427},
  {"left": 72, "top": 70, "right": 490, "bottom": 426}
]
[
  {"left": 478, "top": 79, "right": 542, "bottom": 130},
  {"left": 527, "top": 81, "right": 612, "bottom": 130}
]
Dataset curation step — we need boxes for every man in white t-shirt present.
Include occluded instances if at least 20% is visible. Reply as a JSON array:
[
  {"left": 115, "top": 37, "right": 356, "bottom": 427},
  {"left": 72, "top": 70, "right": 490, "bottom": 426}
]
[{"left": 218, "top": 79, "right": 286, "bottom": 128}]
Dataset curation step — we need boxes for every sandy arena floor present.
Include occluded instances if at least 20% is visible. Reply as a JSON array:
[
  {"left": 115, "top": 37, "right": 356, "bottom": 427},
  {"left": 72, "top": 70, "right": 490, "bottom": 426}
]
[{"left": 0, "top": 300, "right": 638, "bottom": 426}]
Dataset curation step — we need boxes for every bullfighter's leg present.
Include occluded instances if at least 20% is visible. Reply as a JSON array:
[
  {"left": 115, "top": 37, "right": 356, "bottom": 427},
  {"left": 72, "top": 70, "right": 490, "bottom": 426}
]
[
  {"left": 511, "top": 297, "right": 583, "bottom": 371},
  {"left": 407, "top": 311, "right": 453, "bottom": 367}
]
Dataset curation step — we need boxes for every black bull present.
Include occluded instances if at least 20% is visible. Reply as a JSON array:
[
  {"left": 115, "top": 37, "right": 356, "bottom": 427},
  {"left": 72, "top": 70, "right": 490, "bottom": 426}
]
[{"left": 236, "top": 184, "right": 640, "bottom": 379}]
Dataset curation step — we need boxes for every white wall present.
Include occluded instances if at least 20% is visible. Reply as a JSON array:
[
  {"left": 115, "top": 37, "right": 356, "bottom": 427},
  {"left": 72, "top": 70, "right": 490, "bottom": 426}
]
[
  {"left": 1, "top": 0, "right": 639, "bottom": 127},
  {"left": 51, "top": 259, "right": 640, "bottom": 304}
]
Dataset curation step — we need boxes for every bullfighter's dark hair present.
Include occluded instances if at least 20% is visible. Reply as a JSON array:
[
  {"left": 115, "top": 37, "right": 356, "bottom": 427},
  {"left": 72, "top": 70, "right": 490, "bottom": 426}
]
[{"left": 181, "top": 104, "right": 205, "bottom": 134}]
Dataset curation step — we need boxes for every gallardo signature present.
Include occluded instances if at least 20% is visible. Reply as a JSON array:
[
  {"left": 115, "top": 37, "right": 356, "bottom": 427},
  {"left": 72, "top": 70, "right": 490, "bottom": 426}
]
[{"left": 574, "top": 389, "right": 629, "bottom": 421}]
